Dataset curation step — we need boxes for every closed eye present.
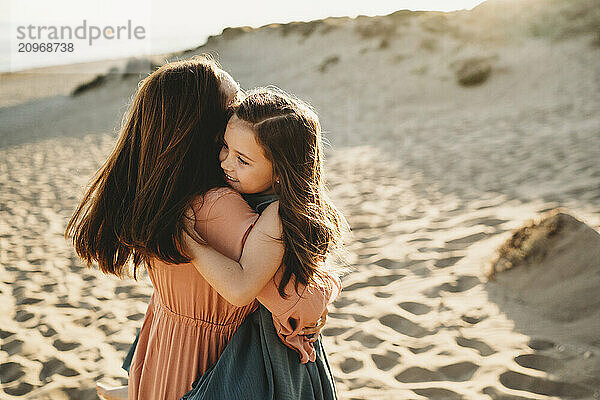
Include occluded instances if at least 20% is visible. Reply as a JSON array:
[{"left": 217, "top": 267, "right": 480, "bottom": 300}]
[{"left": 238, "top": 156, "right": 249, "bottom": 165}]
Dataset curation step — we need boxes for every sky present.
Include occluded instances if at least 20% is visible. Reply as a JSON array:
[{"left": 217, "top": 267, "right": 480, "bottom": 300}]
[{"left": 1, "top": 0, "right": 488, "bottom": 72}]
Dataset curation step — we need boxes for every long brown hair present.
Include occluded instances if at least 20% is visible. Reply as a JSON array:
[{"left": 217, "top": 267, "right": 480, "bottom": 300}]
[
  {"left": 234, "top": 88, "right": 346, "bottom": 297},
  {"left": 66, "top": 56, "right": 230, "bottom": 279}
]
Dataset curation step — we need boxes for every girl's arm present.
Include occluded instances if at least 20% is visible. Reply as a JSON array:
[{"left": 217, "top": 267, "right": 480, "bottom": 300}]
[{"left": 185, "top": 200, "right": 284, "bottom": 306}]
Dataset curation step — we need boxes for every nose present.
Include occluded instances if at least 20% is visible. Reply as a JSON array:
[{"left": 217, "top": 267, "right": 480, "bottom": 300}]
[{"left": 220, "top": 147, "right": 232, "bottom": 172}]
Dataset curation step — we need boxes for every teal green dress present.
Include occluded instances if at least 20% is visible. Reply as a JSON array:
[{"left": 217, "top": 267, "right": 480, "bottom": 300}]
[{"left": 122, "top": 193, "right": 338, "bottom": 400}]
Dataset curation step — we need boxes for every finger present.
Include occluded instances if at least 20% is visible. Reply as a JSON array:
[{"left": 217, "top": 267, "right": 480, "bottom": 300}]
[{"left": 299, "top": 327, "right": 318, "bottom": 335}]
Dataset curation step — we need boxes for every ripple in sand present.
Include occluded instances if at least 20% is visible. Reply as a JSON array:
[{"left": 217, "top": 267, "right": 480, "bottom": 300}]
[
  {"left": 371, "top": 350, "right": 400, "bottom": 371},
  {"left": 379, "top": 314, "right": 433, "bottom": 338},
  {"left": 398, "top": 301, "right": 432, "bottom": 315},
  {"left": 514, "top": 354, "right": 562, "bottom": 372},
  {"left": 1, "top": 361, "right": 25, "bottom": 383},
  {"left": 499, "top": 370, "right": 593, "bottom": 398},
  {"left": 455, "top": 336, "right": 497, "bottom": 356},
  {"left": 340, "top": 357, "right": 363, "bottom": 373},
  {"left": 412, "top": 387, "right": 463, "bottom": 399}
]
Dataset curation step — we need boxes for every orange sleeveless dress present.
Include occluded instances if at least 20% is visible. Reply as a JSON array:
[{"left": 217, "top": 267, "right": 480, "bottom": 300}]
[{"left": 128, "top": 188, "right": 340, "bottom": 400}]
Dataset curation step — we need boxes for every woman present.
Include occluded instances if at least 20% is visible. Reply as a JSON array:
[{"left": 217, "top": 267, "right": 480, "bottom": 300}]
[{"left": 67, "top": 57, "right": 340, "bottom": 399}]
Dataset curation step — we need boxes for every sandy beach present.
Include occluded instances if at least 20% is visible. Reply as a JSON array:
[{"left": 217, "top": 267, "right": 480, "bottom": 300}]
[{"left": 1, "top": 0, "right": 599, "bottom": 398}]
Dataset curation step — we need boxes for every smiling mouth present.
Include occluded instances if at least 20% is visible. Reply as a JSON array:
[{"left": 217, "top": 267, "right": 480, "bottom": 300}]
[{"left": 224, "top": 172, "right": 239, "bottom": 182}]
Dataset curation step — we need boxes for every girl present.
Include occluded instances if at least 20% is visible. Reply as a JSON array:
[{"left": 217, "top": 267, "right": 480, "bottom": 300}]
[
  {"left": 178, "top": 88, "right": 346, "bottom": 399},
  {"left": 67, "top": 58, "right": 343, "bottom": 400}
]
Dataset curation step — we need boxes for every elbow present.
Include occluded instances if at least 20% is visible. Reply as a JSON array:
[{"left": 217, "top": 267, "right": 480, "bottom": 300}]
[
  {"left": 226, "top": 287, "right": 256, "bottom": 307},
  {"left": 228, "top": 293, "right": 255, "bottom": 307}
]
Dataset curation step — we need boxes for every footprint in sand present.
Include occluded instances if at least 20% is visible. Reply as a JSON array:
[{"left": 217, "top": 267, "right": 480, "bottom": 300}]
[
  {"left": 345, "top": 331, "right": 384, "bottom": 349},
  {"left": 37, "top": 322, "right": 58, "bottom": 337},
  {"left": 395, "top": 366, "right": 442, "bottom": 382},
  {"left": 344, "top": 274, "right": 404, "bottom": 291},
  {"left": 438, "top": 361, "right": 479, "bottom": 381},
  {"left": 455, "top": 336, "right": 497, "bottom": 356},
  {"left": 460, "top": 312, "right": 488, "bottom": 325},
  {"left": 437, "top": 275, "right": 481, "bottom": 293},
  {"left": 14, "top": 309, "right": 35, "bottom": 322},
  {"left": 0, "top": 328, "right": 15, "bottom": 339},
  {"left": 39, "top": 357, "right": 79, "bottom": 381},
  {"left": 1, "top": 338, "right": 24, "bottom": 356},
  {"left": 396, "top": 361, "right": 478, "bottom": 383},
  {"left": 398, "top": 301, "right": 432, "bottom": 315},
  {"left": 527, "top": 338, "right": 555, "bottom": 350},
  {"left": 514, "top": 354, "right": 562, "bottom": 372},
  {"left": 412, "top": 387, "right": 463, "bottom": 400},
  {"left": 464, "top": 216, "right": 508, "bottom": 227},
  {"left": 127, "top": 312, "right": 146, "bottom": 321},
  {"left": 445, "top": 232, "right": 490, "bottom": 249},
  {"left": 329, "top": 312, "right": 369, "bottom": 322},
  {"left": 499, "top": 370, "right": 593, "bottom": 398},
  {"left": 434, "top": 255, "right": 464, "bottom": 268},
  {"left": 408, "top": 344, "right": 435, "bottom": 354},
  {"left": 371, "top": 350, "right": 401, "bottom": 371},
  {"left": 322, "top": 326, "right": 351, "bottom": 336},
  {"left": 482, "top": 386, "right": 538, "bottom": 400},
  {"left": 41, "top": 282, "right": 58, "bottom": 292},
  {"left": 16, "top": 296, "right": 43, "bottom": 305},
  {"left": 340, "top": 357, "right": 363, "bottom": 373},
  {"left": 1, "top": 361, "right": 26, "bottom": 383},
  {"left": 4, "top": 381, "right": 35, "bottom": 396},
  {"left": 52, "top": 338, "right": 80, "bottom": 351},
  {"left": 379, "top": 314, "right": 433, "bottom": 338}
]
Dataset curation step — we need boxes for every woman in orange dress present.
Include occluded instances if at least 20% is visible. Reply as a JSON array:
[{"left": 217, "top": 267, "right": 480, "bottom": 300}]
[{"left": 67, "top": 58, "right": 342, "bottom": 399}]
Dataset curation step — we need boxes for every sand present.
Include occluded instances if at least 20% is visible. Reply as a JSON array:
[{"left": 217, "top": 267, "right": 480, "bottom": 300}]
[{"left": 1, "top": 0, "right": 599, "bottom": 398}]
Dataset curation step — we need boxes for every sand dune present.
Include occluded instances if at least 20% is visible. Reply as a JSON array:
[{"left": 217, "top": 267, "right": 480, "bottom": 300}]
[{"left": 1, "top": 0, "right": 599, "bottom": 398}]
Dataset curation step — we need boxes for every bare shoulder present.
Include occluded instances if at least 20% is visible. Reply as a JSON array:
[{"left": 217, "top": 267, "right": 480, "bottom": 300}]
[
  {"left": 255, "top": 201, "right": 282, "bottom": 235},
  {"left": 191, "top": 187, "right": 247, "bottom": 215}
]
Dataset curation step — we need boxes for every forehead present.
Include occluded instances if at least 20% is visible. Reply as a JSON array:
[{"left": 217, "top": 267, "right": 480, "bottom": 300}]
[{"left": 224, "top": 117, "right": 266, "bottom": 159}]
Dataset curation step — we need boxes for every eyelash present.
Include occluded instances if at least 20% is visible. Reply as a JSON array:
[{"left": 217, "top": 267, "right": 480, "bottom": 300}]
[{"left": 222, "top": 142, "right": 249, "bottom": 166}]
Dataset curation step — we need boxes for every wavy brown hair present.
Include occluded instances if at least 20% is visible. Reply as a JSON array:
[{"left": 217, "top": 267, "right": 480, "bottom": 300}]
[
  {"left": 65, "top": 57, "right": 231, "bottom": 279},
  {"left": 234, "top": 88, "right": 346, "bottom": 297}
]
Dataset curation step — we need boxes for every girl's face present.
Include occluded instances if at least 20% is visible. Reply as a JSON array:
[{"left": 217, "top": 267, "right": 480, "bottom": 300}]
[{"left": 219, "top": 115, "right": 274, "bottom": 194}]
